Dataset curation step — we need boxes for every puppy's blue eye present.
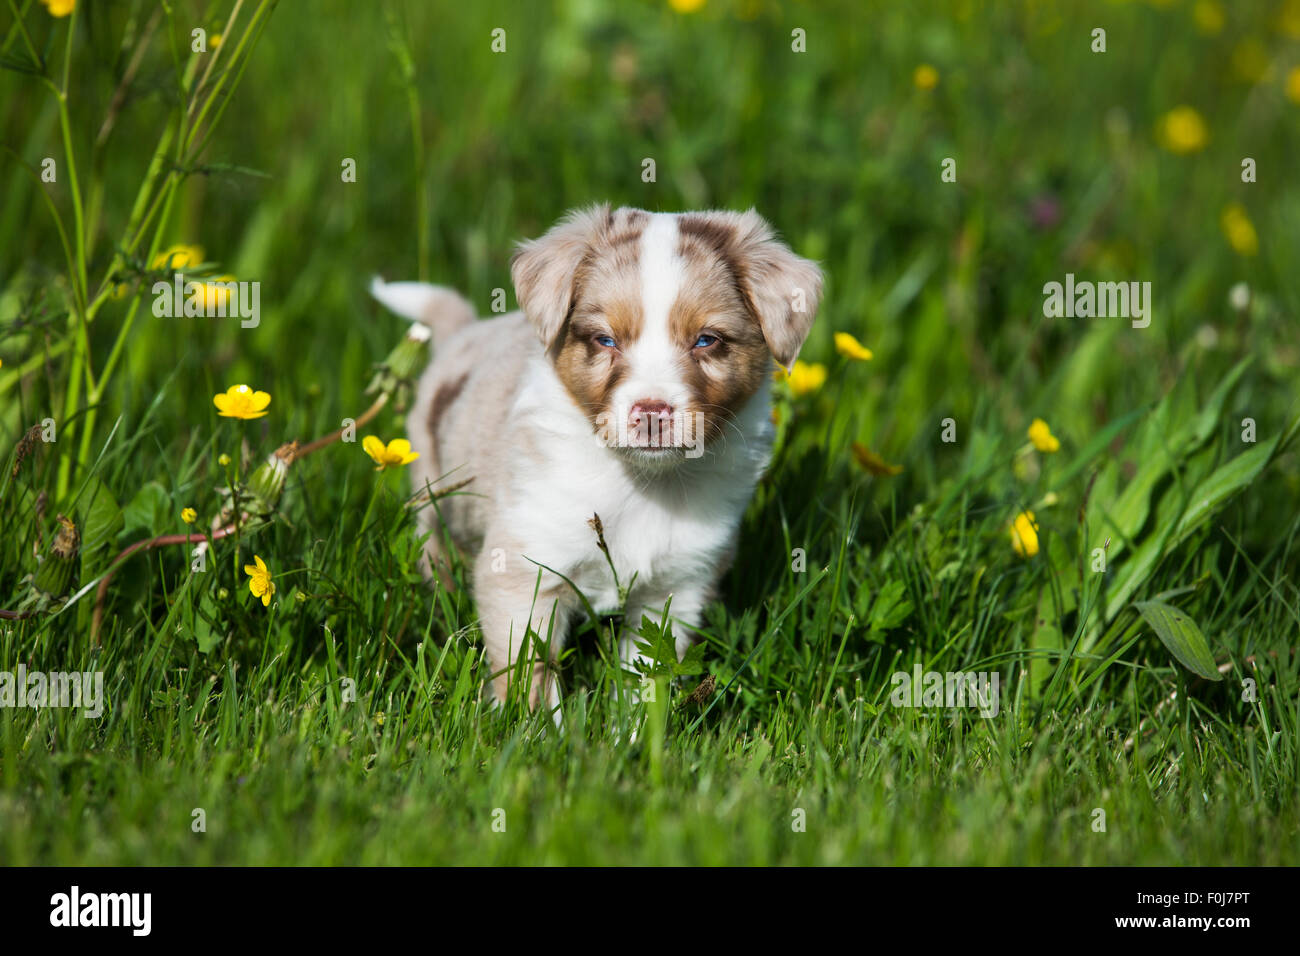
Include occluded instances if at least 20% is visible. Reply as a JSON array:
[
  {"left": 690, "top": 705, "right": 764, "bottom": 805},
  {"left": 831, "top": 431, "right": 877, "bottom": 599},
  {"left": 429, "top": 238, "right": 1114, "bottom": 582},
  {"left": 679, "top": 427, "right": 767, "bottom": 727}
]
[
  {"left": 693, "top": 334, "right": 719, "bottom": 349},
  {"left": 595, "top": 335, "right": 617, "bottom": 348}
]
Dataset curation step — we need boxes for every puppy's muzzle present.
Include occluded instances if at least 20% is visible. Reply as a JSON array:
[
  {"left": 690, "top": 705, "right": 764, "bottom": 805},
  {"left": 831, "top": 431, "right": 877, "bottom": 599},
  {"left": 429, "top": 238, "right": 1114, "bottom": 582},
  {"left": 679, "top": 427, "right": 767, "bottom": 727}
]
[{"left": 628, "top": 399, "right": 676, "bottom": 448}]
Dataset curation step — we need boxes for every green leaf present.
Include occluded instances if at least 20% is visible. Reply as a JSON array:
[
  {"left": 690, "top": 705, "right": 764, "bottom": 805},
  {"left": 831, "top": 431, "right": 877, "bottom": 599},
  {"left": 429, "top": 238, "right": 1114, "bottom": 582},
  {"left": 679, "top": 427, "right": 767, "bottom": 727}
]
[
  {"left": 1173, "top": 434, "right": 1281, "bottom": 543},
  {"left": 633, "top": 613, "right": 679, "bottom": 676},
  {"left": 868, "top": 578, "right": 913, "bottom": 631},
  {"left": 446, "top": 645, "right": 478, "bottom": 712},
  {"left": 673, "top": 641, "right": 707, "bottom": 677},
  {"left": 77, "top": 477, "right": 123, "bottom": 575},
  {"left": 1134, "top": 600, "right": 1221, "bottom": 681},
  {"left": 1182, "top": 357, "right": 1251, "bottom": 449},
  {"left": 192, "top": 590, "right": 223, "bottom": 654},
  {"left": 122, "top": 481, "right": 171, "bottom": 536},
  {"left": 1095, "top": 360, "right": 1250, "bottom": 560},
  {"left": 1028, "top": 587, "right": 1064, "bottom": 700},
  {"left": 1101, "top": 469, "right": 1187, "bottom": 623}
]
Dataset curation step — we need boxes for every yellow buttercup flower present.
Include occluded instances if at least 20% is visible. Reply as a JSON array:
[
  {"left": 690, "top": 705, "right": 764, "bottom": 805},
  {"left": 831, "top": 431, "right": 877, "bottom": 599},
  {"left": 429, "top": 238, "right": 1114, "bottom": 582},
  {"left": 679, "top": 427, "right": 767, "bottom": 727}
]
[
  {"left": 668, "top": 0, "right": 706, "bottom": 12},
  {"left": 834, "top": 332, "right": 874, "bottom": 361},
  {"left": 1220, "top": 203, "right": 1259, "bottom": 256},
  {"left": 244, "top": 555, "right": 275, "bottom": 607},
  {"left": 218, "top": 453, "right": 232, "bottom": 467},
  {"left": 1231, "top": 38, "right": 1271, "bottom": 84},
  {"left": 39, "top": 0, "right": 75, "bottom": 16},
  {"left": 1192, "top": 0, "right": 1224, "bottom": 35},
  {"left": 200, "top": 275, "right": 237, "bottom": 311},
  {"left": 1027, "top": 418, "right": 1060, "bottom": 453},
  {"left": 181, "top": 507, "right": 197, "bottom": 525},
  {"left": 913, "top": 64, "right": 939, "bottom": 90},
  {"left": 1009, "top": 511, "right": 1039, "bottom": 558},
  {"left": 214, "top": 384, "right": 271, "bottom": 419},
  {"left": 776, "top": 360, "right": 827, "bottom": 397},
  {"left": 1280, "top": 0, "right": 1300, "bottom": 38},
  {"left": 151, "top": 244, "right": 204, "bottom": 271},
  {"left": 363, "top": 436, "right": 420, "bottom": 470},
  {"left": 1156, "top": 106, "right": 1208, "bottom": 154},
  {"left": 1286, "top": 67, "right": 1300, "bottom": 104}
]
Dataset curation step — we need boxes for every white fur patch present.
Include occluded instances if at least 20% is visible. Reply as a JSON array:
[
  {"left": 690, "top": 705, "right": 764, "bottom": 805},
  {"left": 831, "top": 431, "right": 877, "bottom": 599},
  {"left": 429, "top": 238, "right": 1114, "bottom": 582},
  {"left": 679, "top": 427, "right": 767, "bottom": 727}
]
[{"left": 613, "top": 215, "right": 690, "bottom": 415}]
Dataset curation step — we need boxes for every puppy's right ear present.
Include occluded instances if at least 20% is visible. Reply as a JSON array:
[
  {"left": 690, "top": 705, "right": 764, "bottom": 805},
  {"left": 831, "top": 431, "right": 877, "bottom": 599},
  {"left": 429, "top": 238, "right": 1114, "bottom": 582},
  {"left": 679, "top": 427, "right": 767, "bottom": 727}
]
[{"left": 511, "top": 204, "right": 610, "bottom": 350}]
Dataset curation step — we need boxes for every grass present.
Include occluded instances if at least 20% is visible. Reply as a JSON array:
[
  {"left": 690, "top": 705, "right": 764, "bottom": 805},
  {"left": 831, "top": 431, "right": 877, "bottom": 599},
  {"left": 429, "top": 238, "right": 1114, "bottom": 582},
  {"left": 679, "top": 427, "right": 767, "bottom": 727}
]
[{"left": 1, "top": 0, "right": 1299, "bottom": 865}]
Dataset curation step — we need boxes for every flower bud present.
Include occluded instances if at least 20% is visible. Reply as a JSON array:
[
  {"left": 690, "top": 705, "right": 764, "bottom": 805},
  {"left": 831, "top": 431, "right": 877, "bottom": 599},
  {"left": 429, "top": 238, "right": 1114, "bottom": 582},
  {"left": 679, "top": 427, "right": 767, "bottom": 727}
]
[
  {"left": 366, "top": 325, "right": 431, "bottom": 411},
  {"left": 32, "top": 515, "right": 80, "bottom": 601},
  {"left": 245, "top": 441, "right": 297, "bottom": 517}
]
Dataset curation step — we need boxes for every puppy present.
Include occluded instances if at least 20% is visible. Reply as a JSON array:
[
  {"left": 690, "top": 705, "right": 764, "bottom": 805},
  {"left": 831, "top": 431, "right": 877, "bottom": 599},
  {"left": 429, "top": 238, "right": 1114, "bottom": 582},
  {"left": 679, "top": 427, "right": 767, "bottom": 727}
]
[{"left": 371, "top": 205, "right": 822, "bottom": 711}]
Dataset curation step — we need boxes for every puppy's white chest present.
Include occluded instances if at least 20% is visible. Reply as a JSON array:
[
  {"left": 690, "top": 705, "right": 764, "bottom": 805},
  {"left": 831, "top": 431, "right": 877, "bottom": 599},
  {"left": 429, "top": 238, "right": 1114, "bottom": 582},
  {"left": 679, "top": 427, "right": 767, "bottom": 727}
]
[{"left": 508, "top": 451, "right": 747, "bottom": 614}]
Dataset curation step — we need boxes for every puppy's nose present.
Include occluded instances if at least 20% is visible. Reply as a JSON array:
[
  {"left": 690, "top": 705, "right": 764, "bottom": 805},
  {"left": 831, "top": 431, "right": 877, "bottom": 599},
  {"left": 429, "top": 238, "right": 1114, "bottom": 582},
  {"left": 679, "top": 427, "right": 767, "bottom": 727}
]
[
  {"left": 630, "top": 399, "right": 673, "bottom": 421},
  {"left": 628, "top": 399, "right": 674, "bottom": 446}
]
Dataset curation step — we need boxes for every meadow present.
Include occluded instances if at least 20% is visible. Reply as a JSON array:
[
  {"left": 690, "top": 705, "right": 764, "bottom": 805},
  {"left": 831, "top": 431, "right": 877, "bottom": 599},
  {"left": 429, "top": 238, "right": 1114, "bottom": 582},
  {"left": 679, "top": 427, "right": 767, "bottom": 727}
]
[{"left": 1, "top": 0, "right": 1298, "bottom": 865}]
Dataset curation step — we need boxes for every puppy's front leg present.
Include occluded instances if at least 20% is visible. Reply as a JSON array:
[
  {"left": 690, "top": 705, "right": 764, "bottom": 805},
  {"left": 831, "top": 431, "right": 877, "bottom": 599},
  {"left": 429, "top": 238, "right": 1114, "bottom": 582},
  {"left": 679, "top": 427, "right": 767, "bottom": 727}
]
[{"left": 474, "top": 547, "right": 573, "bottom": 712}]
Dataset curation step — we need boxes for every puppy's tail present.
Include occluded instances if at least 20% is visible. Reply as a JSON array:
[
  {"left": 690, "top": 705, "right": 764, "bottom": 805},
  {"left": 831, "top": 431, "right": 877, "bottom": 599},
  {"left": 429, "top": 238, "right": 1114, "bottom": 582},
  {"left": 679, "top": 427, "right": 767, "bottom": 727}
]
[{"left": 370, "top": 277, "right": 475, "bottom": 347}]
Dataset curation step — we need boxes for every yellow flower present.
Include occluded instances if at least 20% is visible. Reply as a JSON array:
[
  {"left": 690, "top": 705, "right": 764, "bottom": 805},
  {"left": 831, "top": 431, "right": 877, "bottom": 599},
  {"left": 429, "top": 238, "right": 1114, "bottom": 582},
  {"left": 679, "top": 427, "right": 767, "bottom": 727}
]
[
  {"left": 218, "top": 453, "right": 232, "bottom": 467},
  {"left": 39, "top": 0, "right": 75, "bottom": 16},
  {"left": 668, "top": 0, "right": 706, "bottom": 12},
  {"left": 181, "top": 507, "right": 197, "bottom": 525},
  {"left": 1286, "top": 66, "right": 1300, "bottom": 104},
  {"left": 1192, "top": 0, "right": 1224, "bottom": 35},
  {"left": 1279, "top": 0, "right": 1300, "bottom": 38},
  {"left": 200, "top": 275, "right": 237, "bottom": 311},
  {"left": 776, "top": 360, "right": 827, "bottom": 397},
  {"left": 213, "top": 384, "right": 271, "bottom": 419},
  {"left": 363, "top": 436, "right": 420, "bottom": 470},
  {"left": 913, "top": 64, "right": 939, "bottom": 90},
  {"left": 1230, "top": 38, "right": 1270, "bottom": 84},
  {"left": 834, "top": 332, "right": 874, "bottom": 361},
  {"left": 151, "top": 244, "right": 204, "bottom": 271},
  {"left": 1220, "top": 203, "right": 1259, "bottom": 256},
  {"left": 1027, "top": 418, "right": 1061, "bottom": 453},
  {"left": 1156, "top": 106, "right": 1208, "bottom": 154},
  {"left": 211, "top": 33, "right": 223, "bottom": 49},
  {"left": 1009, "top": 511, "right": 1039, "bottom": 558},
  {"left": 244, "top": 555, "right": 275, "bottom": 607}
]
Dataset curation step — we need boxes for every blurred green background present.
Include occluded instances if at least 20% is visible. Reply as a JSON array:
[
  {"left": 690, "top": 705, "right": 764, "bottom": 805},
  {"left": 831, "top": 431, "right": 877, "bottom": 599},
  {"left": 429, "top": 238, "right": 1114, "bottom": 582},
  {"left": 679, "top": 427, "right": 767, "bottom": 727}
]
[
  {"left": 4, "top": 0, "right": 1298, "bottom": 486},
  {"left": 1, "top": 0, "right": 1298, "bottom": 865}
]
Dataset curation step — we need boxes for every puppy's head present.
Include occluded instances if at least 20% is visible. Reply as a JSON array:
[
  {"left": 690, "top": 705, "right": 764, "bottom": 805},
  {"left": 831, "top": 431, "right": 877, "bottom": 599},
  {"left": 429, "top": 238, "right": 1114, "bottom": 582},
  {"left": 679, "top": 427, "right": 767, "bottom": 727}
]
[{"left": 511, "top": 205, "right": 822, "bottom": 469}]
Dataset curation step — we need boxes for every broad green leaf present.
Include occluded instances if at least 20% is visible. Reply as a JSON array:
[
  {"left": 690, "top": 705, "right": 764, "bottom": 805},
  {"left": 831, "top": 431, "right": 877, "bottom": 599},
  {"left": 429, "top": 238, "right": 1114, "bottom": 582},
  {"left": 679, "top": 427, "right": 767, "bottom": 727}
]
[
  {"left": 1182, "top": 357, "right": 1251, "bottom": 449},
  {"left": 192, "top": 590, "right": 223, "bottom": 654},
  {"left": 1095, "top": 360, "right": 1250, "bottom": 559},
  {"left": 122, "top": 481, "right": 171, "bottom": 536},
  {"left": 77, "top": 476, "right": 123, "bottom": 574},
  {"left": 1134, "top": 600, "right": 1221, "bottom": 681},
  {"left": 868, "top": 578, "right": 913, "bottom": 631},
  {"left": 1101, "top": 471, "right": 1186, "bottom": 623},
  {"left": 1173, "top": 434, "right": 1281, "bottom": 543},
  {"left": 1052, "top": 404, "right": 1148, "bottom": 489},
  {"left": 1103, "top": 459, "right": 1167, "bottom": 552},
  {"left": 1028, "top": 586, "right": 1064, "bottom": 700},
  {"left": 674, "top": 641, "right": 707, "bottom": 677}
]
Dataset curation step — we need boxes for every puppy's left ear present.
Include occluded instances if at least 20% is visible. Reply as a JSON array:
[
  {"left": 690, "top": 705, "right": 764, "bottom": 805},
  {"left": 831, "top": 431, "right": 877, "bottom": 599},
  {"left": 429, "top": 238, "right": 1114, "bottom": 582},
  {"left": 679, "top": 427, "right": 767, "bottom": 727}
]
[
  {"left": 511, "top": 203, "right": 610, "bottom": 350},
  {"left": 730, "top": 209, "right": 823, "bottom": 370}
]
